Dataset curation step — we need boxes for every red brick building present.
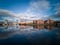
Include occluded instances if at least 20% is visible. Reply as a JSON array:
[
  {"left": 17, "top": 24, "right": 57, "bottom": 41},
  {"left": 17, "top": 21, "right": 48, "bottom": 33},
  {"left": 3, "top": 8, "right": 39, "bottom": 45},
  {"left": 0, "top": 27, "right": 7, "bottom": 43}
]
[
  {"left": 33, "top": 20, "right": 37, "bottom": 24},
  {"left": 33, "top": 20, "right": 44, "bottom": 25},
  {"left": 44, "top": 19, "right": 54, "bottom": 25}
]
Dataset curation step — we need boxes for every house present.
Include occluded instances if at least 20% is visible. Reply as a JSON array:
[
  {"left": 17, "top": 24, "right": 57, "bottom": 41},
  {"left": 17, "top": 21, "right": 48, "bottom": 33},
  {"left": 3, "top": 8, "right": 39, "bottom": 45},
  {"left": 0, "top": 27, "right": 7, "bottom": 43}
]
[
  {"left": 19, "top": 22, "right": 26, "bottom": 25},
  {"left": 54, "top": 21, "right": 60, "bottom": 27},
  {"left": 33, "top": 20, "right": 44, "bottom": 25},
  {"left": 44, "top": 19, "right": 54, "bottom": 25},
  {"left": 33, "top": 20, "right": 37, "bottom": 25},
  {"left": 37, "top": 20, "right": 44, "bottom": 25}
]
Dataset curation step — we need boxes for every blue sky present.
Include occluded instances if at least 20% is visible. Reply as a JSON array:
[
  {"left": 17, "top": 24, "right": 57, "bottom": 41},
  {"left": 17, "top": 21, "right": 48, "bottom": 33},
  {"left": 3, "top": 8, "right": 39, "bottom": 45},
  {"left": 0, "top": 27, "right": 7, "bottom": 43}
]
[
  {"left": 0, "top": 0, "right": 31, "bottom": 13},
  {"left": 0, "top": 0, "right": 60, "bottom": 21}
]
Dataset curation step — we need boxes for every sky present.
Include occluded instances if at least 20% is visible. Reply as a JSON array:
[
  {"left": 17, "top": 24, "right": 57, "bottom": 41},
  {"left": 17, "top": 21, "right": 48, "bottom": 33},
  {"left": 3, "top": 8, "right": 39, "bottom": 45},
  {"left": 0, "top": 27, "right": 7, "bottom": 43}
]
[{"left": 0, "top": 0, "right": 60, "bottom": 22}]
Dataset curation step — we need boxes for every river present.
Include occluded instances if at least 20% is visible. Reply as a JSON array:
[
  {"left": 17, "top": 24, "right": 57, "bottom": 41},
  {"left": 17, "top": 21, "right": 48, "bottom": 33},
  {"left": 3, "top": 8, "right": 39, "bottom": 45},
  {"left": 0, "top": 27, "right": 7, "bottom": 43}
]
[{"left": 0, "top": 25, "right": 60, "bottom": 45}]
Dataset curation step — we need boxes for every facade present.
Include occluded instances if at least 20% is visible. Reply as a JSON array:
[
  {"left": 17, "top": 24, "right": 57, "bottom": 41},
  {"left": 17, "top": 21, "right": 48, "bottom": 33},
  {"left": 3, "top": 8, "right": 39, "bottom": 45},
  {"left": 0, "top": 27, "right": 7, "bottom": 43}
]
[
  {"left": 44, "top": 19, "right": 54, "bottom": 25},
  {"left": 19, "top": 22, "right": 26, "bottom": 25},
  {"left": 33, "top": 20, "right": 37, "bottom": 25},
  {"left": 33, "top": 20, "right": 44, "bottom": 25},
  {"left": 54, "top": 21, "right": 60, "bottom": 26},
  {"left": 37, "top": 20, "right": 44, "bottom": 25}
]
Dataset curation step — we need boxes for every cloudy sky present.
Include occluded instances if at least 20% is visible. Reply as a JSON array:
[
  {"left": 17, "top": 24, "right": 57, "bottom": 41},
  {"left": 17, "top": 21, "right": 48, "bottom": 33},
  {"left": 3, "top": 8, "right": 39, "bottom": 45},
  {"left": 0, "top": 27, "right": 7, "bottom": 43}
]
[{"left": 0, "top": 0, "right": 60, "bottom": 22}]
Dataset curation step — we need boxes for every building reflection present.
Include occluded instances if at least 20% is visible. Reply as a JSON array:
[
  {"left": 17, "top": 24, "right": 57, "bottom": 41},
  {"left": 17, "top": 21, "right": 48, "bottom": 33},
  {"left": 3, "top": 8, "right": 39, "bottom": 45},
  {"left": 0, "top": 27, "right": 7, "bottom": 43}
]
[
  {"left": 33, "top": 25, "right": 55, "bottom": 30},
  {"left": 20, "top": 25, "right": 27, "bottom": 29},
  {"left": 0, "top": 25, "right": 59, "bottom": 31},
  {"left": 33, "top": 25, "right": 44, "bottom": 30},
  {"left": 44, "top": 26, "right": 54, "bottom": 30},
  {"left": 0, "top": 25, "right": 20, "bottom": 31},
  {"left": 20, "top": 25, "right": 33, "bottom": 31}
]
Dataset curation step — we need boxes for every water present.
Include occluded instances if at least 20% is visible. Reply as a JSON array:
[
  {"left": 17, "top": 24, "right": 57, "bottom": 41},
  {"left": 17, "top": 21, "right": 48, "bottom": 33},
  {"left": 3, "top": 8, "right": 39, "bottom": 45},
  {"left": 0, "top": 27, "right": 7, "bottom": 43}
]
[{"left": 0, "top": 25, "right": 60, "bottom": 45}]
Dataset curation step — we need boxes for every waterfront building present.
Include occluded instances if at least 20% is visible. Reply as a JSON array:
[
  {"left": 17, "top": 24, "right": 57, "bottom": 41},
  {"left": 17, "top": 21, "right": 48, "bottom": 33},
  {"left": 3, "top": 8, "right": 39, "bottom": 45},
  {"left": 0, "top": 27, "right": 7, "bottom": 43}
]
[
  {"left": 33, "top": 20, "right": 44, "bottom": 25},
  {"left": 54, "top": 21, "right": 60, "bottom": 26},
  {"left": 19, "top": 22, "right": 26, "bottom": 25},
  {"left": 33, "top": 20, "right": 37, "bottom": 24},
  {"left": 44, "top": 19, "right": 54, "bottom": 25}
]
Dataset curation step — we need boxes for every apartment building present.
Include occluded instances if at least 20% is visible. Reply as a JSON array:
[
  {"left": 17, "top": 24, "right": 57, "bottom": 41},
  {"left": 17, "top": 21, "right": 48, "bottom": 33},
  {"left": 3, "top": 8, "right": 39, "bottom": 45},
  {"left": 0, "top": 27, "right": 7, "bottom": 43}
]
[{"left": 33, "top": 20, "right": 44, "bottom": 25}]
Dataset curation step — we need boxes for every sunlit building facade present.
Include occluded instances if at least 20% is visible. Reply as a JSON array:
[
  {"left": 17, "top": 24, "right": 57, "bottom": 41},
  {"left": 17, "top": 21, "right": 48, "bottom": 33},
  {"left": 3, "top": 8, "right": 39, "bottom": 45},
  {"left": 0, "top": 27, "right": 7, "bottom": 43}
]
[
  {"left": 33, "top": 20, "right": 44, "bottom": 25},
  {"left": 44, "top": 19, "right": 54, "bottom": 25}
]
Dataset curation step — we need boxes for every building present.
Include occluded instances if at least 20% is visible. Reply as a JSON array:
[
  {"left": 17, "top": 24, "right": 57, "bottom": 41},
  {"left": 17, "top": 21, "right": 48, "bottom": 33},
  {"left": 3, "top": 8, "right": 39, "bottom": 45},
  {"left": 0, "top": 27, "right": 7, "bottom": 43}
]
[
  {"left": 19, "top": 22, "right": 26, "bottom": 25},
  {"left": 33, "top": 20, "right": 44, "bottom": 25},
  {"left": 33, "top": 20, "right": 37, "bottom": 25},
  {"left": 44, "top": 19, "right": 54, "bottom": 25},
  {"left": 37, "top": 20, "right": 44, "bottom": 25},
  {"left": 54, "top": 21, "right": 60, "bottom": 27}
]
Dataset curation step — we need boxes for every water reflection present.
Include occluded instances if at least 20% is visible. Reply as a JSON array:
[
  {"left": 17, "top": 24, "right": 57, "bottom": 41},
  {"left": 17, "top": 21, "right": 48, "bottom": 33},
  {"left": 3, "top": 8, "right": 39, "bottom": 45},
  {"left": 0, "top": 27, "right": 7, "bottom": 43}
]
[
  {"left": 20, "top": 25, "right": 33, "bottom": 30},
  {"left": 33, "top": 25, "right": 55, "bottom": 30},
  {"left": 0, "top": 25, "right": 60, "bottom": 45},
  {"left": 33, "top": 25, "right": 44, "bottom": 30},
  {"left": 0, "top": 25, "right": 37, "bottom": 39}
]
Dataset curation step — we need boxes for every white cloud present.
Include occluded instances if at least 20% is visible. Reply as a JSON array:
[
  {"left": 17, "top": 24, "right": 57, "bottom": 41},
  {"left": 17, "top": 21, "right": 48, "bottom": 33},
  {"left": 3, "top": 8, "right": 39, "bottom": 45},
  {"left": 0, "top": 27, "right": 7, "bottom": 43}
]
[
  {"left": 49, "top": 3, "right": 60, "bottom": 21},
  {"left": 54, "top": 3, "right": 60, "bottom": 15},
  {"left": 30, "top": 0, "right": 50, "bottom": 10},
  {"left": 0, "top": 9, "right": 18, "bottom": 22},
  {"left": 29, "top": 0, "right": 51, "bottom": 15},
  {"left": 18, "top": 0, "right": 51, "bottom": 21},
  {"left": 0, "top": 9, "right": 17, "bottom": 17},
  {"left": 18, "top": 13, "right": 40, "bottom": 21},
  {"left": 0, "top": 0, "right": 52, "bottom": 22}
]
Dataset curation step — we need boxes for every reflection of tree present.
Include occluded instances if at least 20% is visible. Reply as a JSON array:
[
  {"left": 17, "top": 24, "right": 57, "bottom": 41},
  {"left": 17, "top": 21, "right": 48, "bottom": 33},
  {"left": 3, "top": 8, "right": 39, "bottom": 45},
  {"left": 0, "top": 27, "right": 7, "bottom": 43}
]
[{"left": 4, "top": 25, "right": 8, "bottom": 29}]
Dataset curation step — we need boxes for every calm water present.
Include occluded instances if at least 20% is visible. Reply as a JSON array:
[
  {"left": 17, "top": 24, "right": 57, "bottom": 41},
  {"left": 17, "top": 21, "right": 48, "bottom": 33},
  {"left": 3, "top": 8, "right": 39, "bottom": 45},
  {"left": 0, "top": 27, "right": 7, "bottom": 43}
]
[{"left": 0, "top": 25, "right": 60, "bottom": 45}]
